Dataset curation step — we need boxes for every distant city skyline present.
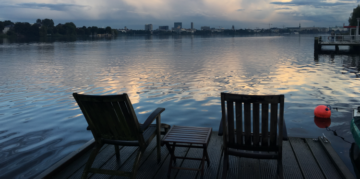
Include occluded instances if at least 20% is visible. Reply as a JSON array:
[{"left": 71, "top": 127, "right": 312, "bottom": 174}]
[{"left": 1, "top": 0, "right": 359, "bottom": 29}]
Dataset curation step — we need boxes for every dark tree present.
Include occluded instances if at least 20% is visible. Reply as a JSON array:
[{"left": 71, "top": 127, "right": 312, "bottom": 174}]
[
  {"left": 64, "top": 22, "right": 77, "bottom": 35},
  {"left": 42, "top": 19, "right": 54, "bottom": 27},
  {"left": 91, "top": 26, "right": 98, "bottom": 35},
  {"left": 105, "top": 26, "right": 112, "bottom": 34},
  {"left": 13, "top": 22, "right": 40, "bottom": 37},
  {"left": 39, "top": 26, "right": 47, "bottom": 37},
  {"left": 98, "top": 28, "right": 105, "bottom": 34},
  {"left": 349, "top": 5, "right": 360, "bottom": 26},
  {"left": 0, "top": 21, "right": 4, "bottom": 33},
  {"left": 36, "top": 19, "right": 42, "bottom": 24},
  {"left": 3, "top": 20, "right": 14, "bottom": 26}
]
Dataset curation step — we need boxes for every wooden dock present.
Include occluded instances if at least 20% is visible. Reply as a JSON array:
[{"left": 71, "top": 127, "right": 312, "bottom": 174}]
[
  {"left": 37, "top": 132, "right": 355, "bottom": 179},
  {"left": 314, "top": 36, "right": 360, "bottom": 55}
]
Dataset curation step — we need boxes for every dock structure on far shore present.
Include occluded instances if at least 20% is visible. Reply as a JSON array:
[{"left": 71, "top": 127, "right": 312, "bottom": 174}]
[
  {"left": 36, "top": 132, "right": 355, "bottom": 179},
  {"left": 314, "top": 36, "right": 360, "bottom": 55}
]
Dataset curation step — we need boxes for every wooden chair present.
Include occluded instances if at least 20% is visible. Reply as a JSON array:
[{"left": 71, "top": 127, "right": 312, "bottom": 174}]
[
  {"left": 73, "top": 93, "right": 170, "bottom": 179},
  {"left": 218, "top": 93, "right": 288, "bottom": 179}
]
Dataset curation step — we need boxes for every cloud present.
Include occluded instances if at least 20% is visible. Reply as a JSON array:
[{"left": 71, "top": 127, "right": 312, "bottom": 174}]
[
  {"left": 0, "top": 3, "right": 87, "bottom": 11},
  {"left": 18, "top": 3, "right": 87, "bottom": 11},
  {"left": 275, "top": 7, "right": 291, "bottom": 10},
  {"left": 270, "top": 0, "right": 352, "bottom": 8},
  {"left": 236, "top": 9, "right": 245, "bottom": 11}
]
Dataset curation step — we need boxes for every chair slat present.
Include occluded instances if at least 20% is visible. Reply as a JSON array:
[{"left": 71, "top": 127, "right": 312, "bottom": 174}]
[
  {"left": 253, "top": 103, "right": 260, "bottom": 146},
  {"left": 227, "top": 101, "right": 235, "bottom": 143},
  {"left": 83, "top": 101, "right": 112, "bottom": 138},
  {"left": 270, "top": 103, "right": 278, "bottom": 147},
  {"left": 244, "top": 102, "right": 251, "bottom": 145},
  {"left": 261, "top": 103, "right": 269, "bottom": 147},
  {"left": 235, "top": 102, "right": 243, "bottom": 145},
  {"left": 111, "top": 101, "right": 137, "bottom": 140}
]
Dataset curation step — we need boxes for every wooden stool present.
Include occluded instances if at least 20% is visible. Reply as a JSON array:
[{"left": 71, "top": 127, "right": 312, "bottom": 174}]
[{"left": 162, "top": 125, "right": 212, "bottom": 178}]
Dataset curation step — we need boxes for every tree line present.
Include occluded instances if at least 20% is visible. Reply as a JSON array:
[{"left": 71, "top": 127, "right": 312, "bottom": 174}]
[{"left": 0, "top": 19, "right": 117, "bottom": 38}]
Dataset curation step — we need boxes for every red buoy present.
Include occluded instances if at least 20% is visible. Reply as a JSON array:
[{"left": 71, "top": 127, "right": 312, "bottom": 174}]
[
  {"left": 314, "top": 105, "right": 331, "bottom": 118},
  {"left": 314, "top": 117, "right": 331, "bottom": 128}
]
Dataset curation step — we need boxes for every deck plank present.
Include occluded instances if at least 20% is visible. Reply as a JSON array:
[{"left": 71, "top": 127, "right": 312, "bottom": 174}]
[
  {"left": 240, "top": 158, "right": 261, "bottom": 178},
  {"left": 259, "top": 159, "right": 277, "bottom": 179},
  {"left": 217, "top": 153, "right": 240, "bottom": 179},
  {"left": 175, "top": 147, "right": 202, "bottom": 178},
  {"left": 282, "top": 140, "right": 303, "bottom": 179},
  {"left": 289, "top": 138, "right": 325, "bottom": 179},
  {"left": 68, "top": 145, "right": 128, "bottom": 179},
  {"left": 110, "top": 135, "right": 167, "bottom": 179},
  {"left": 197, "top": 134, "right": 222, "bottom": 179},
  {"left": 87, "top": 146, "right": 138, "bottom": 179},
  {"left": 53, "top": 144, "right": 111, "bottom": 179},
  {"left": 42, "top": 133, "right": 353, "bottom": 179},
  {"left": 152, "top": 144, "right": 191, "bottom": 179},
  {"left": 305, "top": 139, "right": 342, "bottom": 179},
  {"left": 135, "top": 142, "right": 170, "bottom": 179}
]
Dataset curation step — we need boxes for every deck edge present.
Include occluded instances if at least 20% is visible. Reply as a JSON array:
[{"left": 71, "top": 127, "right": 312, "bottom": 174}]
[
  {"left": 318, "top": 136, "right": 356, "bottom": 179},
  {"left": 35, "top": 138, "right": 95, "bottom": 179}
]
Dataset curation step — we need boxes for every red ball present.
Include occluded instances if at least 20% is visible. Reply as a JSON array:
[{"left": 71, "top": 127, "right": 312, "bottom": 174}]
[{"left": 314, "top": 105, "right": 331, "bottom": 118}]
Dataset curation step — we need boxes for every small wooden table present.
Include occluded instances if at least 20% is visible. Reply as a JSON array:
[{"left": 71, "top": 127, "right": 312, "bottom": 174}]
[{"left": 162, "top": 125, "right": 212, "bottom": 178}]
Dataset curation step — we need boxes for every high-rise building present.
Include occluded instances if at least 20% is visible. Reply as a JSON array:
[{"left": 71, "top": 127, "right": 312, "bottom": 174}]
[
  {"left": 174, "top": 22, "right": 182, "bottom": 29},
  {"left": 145, "top": 24, "right": 153, "bottom": 31},
  {"left": 159, "top": 26, "right": 169, "bottom": 30},
  {"left": 191, "top": 22, "right": 194, "bottom": 29}
]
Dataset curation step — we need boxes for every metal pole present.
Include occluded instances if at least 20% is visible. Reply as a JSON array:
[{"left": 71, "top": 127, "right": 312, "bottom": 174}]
[{"left": 357, "top": 18, "right": 360, "bottom": 41}]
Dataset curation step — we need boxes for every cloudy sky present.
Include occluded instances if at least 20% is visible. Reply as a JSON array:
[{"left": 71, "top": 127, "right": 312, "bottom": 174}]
[{"left": 0, "top": 0, "right": 359, "bottom": 29}]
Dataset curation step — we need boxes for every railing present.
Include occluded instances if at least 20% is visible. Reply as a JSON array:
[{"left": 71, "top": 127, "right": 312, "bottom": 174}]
[{"left": 319, "top": 35, "right": 360, "bottom": 43}]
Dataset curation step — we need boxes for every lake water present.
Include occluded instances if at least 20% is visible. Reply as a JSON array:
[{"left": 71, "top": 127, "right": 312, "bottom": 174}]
[{"left": 0, "top": 34, "right": 359, "bottom": 178}]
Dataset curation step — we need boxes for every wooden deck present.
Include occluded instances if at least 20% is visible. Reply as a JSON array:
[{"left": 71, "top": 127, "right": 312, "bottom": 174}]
[{"left": 37, "top": 132, "right": 355, "bottom": 179}]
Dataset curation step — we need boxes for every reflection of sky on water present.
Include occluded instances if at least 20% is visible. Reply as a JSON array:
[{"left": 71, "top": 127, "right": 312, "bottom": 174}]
[{"left": 1, "top": 35, "right": 360, "bottom": 178}]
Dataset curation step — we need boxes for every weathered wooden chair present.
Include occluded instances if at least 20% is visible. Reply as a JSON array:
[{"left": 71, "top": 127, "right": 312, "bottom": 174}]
[
  {"left": 72, "top": 93, "right": 170, "bottom": 179},
  {"left": 218, "top": 93, "right": 287, "bottom": 179}
]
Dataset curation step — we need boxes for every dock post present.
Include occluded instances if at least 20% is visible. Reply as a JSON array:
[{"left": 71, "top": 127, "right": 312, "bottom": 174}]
[
  {"left": 314, "top": 37, "right": 319, "bottom": 56},
  {"left": 335, "top": 45, "right": 339, "bottom": 52}
]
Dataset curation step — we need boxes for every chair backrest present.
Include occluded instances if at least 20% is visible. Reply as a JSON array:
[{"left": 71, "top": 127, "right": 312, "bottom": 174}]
[
  {"left": 221, "top": 93, "right": 284, "bottom": 152},
  {"left": 73, "top": 93, "right": 143, "bottom": 143}
]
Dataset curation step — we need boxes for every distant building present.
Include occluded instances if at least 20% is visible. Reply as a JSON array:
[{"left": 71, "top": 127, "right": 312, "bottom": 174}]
[
  {"left": 145, "top": 24, "right": 153, "bottom": 31},
  {"left": 191, "top": 22, "right": 194, "bottom": 29},
  {"left": 329, "top": 26, "right": 347, "bottom": 32},
  {"left": 270, "top": 27, "right": 280, "bottom": 33},
  {"left": 159, "top": 26, "right": 169, "bottom": 30},
  {"left": 232, "top": 25, "right": 234, "bottom": 30},
  {"left": 287, "top": 23, "right": 301, "bottom": 32},
  {"left": 300, "top": 27, "right": 328, "bottom": 32},
  {"left": 201, "top": 26, "right": 211, "bottom": 30},
  {"left": 174, "top": 22, "right": 182, "bottom": 29}
]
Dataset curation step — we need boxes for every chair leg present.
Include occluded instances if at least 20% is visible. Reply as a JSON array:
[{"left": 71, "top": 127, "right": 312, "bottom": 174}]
[
  {"left": 222, "top": 152, "right": 229, "bottom": 179},
  {"left": 81, "top": 145, "right": 102, "bottom": 179},
  {"left": 131, "top": 150, "right": 143, "bottom": 179},
  {"left": 115, "top": 145, "right": 120, "bottom": 161},
  {"left": 156, "top": 116, "right": 161, "bottom": 162},
  {"left": 277, "top": 158, "right": 284, "bottom": 179}
]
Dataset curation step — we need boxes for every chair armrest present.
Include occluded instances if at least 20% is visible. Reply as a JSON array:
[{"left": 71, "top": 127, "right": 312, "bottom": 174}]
[
  {"left": 140, "top": 108, "right": 165, "bottom": 132},
  {"left": 218, "top": 117, "right": 223, "bottom": 136}
]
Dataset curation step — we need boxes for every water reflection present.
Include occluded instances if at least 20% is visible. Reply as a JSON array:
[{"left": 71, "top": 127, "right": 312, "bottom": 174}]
[{"left": 1, "top": 35, "right": 360, "bottom": 178}]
